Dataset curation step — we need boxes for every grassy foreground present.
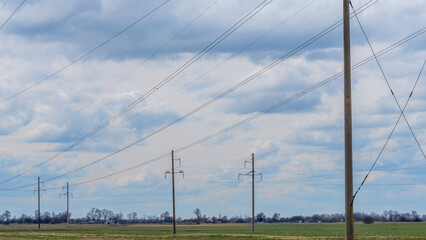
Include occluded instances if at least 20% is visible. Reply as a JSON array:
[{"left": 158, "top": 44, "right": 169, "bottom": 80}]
[{"left": 0, "top": 222, "right": 425, "bottom": 239}]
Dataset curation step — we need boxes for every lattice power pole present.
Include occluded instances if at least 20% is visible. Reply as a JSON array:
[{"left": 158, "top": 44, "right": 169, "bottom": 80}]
[
  {"left": 165, "top": 150, "right": 184, "bottom": 234},
  {"left": 238, "top": 153, "right": 262, "bottom": 233},
  {"left": 59, "top": 182, "right": 73, "bottom": 226}
]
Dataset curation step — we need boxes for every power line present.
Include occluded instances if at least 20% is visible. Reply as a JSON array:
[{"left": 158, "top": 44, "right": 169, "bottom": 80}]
[
  {"left": 0, "top": 0, "right": 170, "bottom": 103},
  {"left": 25, "top": 0, "right": 361, "bottom": 187},
  {"left": 352, "top": 59, "right": 426, "bottom": 204},
  {"left": 6, "top": 155, "right": 425, "bottom": 192},
  {"left": 181, "top": 141, "right": 426, "bottom": 172},
  {"left": 70, "top": 181, "right": 235, "bottom": 205},
  {"left": 2, "top": 0, "right": 218, "bottom": 166},
  {"left": 60, "top": 0, "right": 219, "bottom": 126},
  {"left": 183, "top": 156, "right": 426, "bottom": 178},
  {"left": 0, "top": 0, "right": 272, "bottom": 185},
  {"left": 0, "top": 0, "right": 10, "bottom": 11},
  {"left": 365, "top": 183, "right": 426, "bottom": 186},
  {"left": 9, "top": 25, "right": 420, "bottom": 192},
  {"left": 0, "top": 0, "right": 378, "bottom": 189},
  {"left": 3, "top": 23, "right": 421, "bottom": 192},
  {"left": 0, "top": 0, "right": 25, "bottom": 31},
  {"left": 125, "top": 0, "right": 319, "bottom": 118},
  {"left": 349, "top": 2, "right": 426, "bottom": 160},
  {"left": 122, "top": 0, "right": 380, "bottom": 133},
  {"left": 6, "top": 0, "right": 368, "bottom": 165},
  {"left": 61, "top": 0, "right": 383, "bottom": 179},
  {"left": 76, "top": 1, "right": 320, "bottom": 169},
  {"left": 3, "top": 2, "right": 420, "bottom": 192}
]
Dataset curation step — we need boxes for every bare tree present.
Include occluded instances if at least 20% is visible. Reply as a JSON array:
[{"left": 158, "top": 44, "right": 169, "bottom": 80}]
[
  {"left": 127, "top": 212, "right": 138, "bottom": 223},
  {"left": 101, "top": 209, "right": 109, "bottom": 222},
  {"left": 160, "top": 211, "right": 171, "bottom": 222},
  {"left": 256, "top": 212, "right": 266, "bottom": 223},
  {"left": 194, "top": 208, "right": 202, "bottom": 224},
  {"left": 1, "top": 210, "right": 11, "bottom": 223},
  {"left": 272, "top": 213, "right": 280, "bottom": 223}
]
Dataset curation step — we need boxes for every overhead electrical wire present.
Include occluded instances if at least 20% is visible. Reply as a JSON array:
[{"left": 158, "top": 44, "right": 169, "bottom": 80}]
[
  {"left": 5, "top": 1, "right": 423, "bottom": 194},
  {"left": 364, "top": 183, "right": 426, "bottom": 186},
  {"left": 6, "top": 153, "right": 425, "bottom": 192},
  {"left": 59, "top": 177, "right": 426, "bottom": 208},
  {"left": 83, "top": 0, "right": 377, "bottom": 144},
  {"left": 71, "top": 181, "right": 236, "bottom": 206},
  {"left": 27, "top": 0, "right": 379, "bottom": 187},
  {"left": 352, "top": 59, "right": 426, "bottom": 204},
  {"left": 121, "top": 0, "right": 375, "bottom": 128},
  {"left": 0, "top": 0, "right": 25, "bottom": 31},
  {"left": 3, "top": 0, "right": 219, "bottom": 162},
  {"left": 172, "top": 156, "right": 426, "bottom": 182},
  {"left": 2, "top": 0, "right": 361, "bottom": 164},
  {"left": 65, "top": 153, "right": 426, "bottom": 192},
  {"left": 0, "top": 0, "right": 272, "bottom": 185},
  {"left": 1, "top": 0, "right": 376, "bottom": 189},
  {"left": 350, "top": 2, "right": 426, "bottom": 160},
  {"left": 349, "top": 2, "right": 426, "bottom": 205},
  {"left": 0, "top": 0, "right": 10, "bottom": 11},
  {"left": 122, "top": 0, "right": 319, "bottom": 120},
  {"left": 0, "top": 0, "right": 170, "bottom": 103},
  {"left": 45, "top": 163, "right": 426, "bottom": 195},
  {"left": 259, "top": 181, "right": 426, "bottom": 187},
  {"left": 5, "top": 24, "right": 421, "bottom": 193},
  {"left": 66, "top": 26, "right": 425, "bottom": 189},
  {"left": 4, "top": 23, "right": 422, "bottom": 192}
]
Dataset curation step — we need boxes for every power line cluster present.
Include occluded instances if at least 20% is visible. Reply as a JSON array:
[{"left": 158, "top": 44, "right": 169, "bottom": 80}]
[
  {"left": 1, "top": 23, "right": 424, "bottom": 192},
  {"left": 349, "top": 2, "right": 426, "bottom": 204},
  {"left": 0, "top": 0, "right": 272, "bottom": 186},
  {"left": 0, "top": 0, "right": 424, "bottom": 225}
]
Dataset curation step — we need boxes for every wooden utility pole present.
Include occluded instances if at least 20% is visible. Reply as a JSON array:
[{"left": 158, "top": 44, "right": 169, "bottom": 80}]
[
  {"left": 238, "top": 153, "right": 262, "bottom": 233},
  {"left": 343, "top": 0, "right": 354, "bottom": 239},
  {"left": 66, "top": 182, "right": 70, "bottom": 226},
  {"left": 165, "top": 151, "right": 183, "bottom": 234},
  {"left": 38, "top": 177, "right": 40, "bottom": 229},
  {"left": 60, "top": 182, "right": 72, "bottom": 226},
  {"left": 251, "top": 153, "right": 255, "bottom": 233},
  {"left": 171, "top": 150, "right": 176, "bottom": 234}
]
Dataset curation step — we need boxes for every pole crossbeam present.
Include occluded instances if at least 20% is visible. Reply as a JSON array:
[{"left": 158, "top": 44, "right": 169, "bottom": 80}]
[
  {"left": 165, "top": 170, "right": 184, "bottom": 179},
  {"left": 238, "top": 172, "right": 262, "bottom": 181}
]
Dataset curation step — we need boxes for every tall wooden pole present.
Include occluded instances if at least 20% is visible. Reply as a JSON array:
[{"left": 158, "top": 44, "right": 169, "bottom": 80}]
[
  {"left": 343, "top": 0, "right": 354, "bottom": 239},
  {"left": 251, "top": 153, "right": 255, "bottom": 233},
  {"left": 171, "top": 150, "right": 176, "bottom": 234},
  {"left": 38, "top": 177, "right": 40, "bottom": 229},
  {"left": 66, "top": 182, "right": 69, "bottom": 226}
]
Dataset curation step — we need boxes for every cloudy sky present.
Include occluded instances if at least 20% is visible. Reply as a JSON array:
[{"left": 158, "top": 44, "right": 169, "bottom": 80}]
[{"left": 0, "top": 0, "right": 425, "bottom": 219}]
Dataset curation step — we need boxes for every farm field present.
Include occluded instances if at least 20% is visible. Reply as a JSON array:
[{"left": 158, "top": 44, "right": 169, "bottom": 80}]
[{"left": 0, "top": 222, "right": 425, "bottom": 239}]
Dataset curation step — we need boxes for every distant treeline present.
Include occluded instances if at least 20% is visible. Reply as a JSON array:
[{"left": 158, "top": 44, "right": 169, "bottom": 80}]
[{"left": 0, "top": 208, "right": 424, "bottom": 225}]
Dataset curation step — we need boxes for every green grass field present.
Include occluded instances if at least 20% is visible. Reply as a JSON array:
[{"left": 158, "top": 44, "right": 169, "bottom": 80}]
[{"left": 0, "top": 222, "right": 425, "bottom": 239}]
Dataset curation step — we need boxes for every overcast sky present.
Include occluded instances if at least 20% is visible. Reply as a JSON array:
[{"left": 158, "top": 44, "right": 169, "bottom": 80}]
[{"left": 0, "top": 0, "right": 425, "bottom": 219}]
